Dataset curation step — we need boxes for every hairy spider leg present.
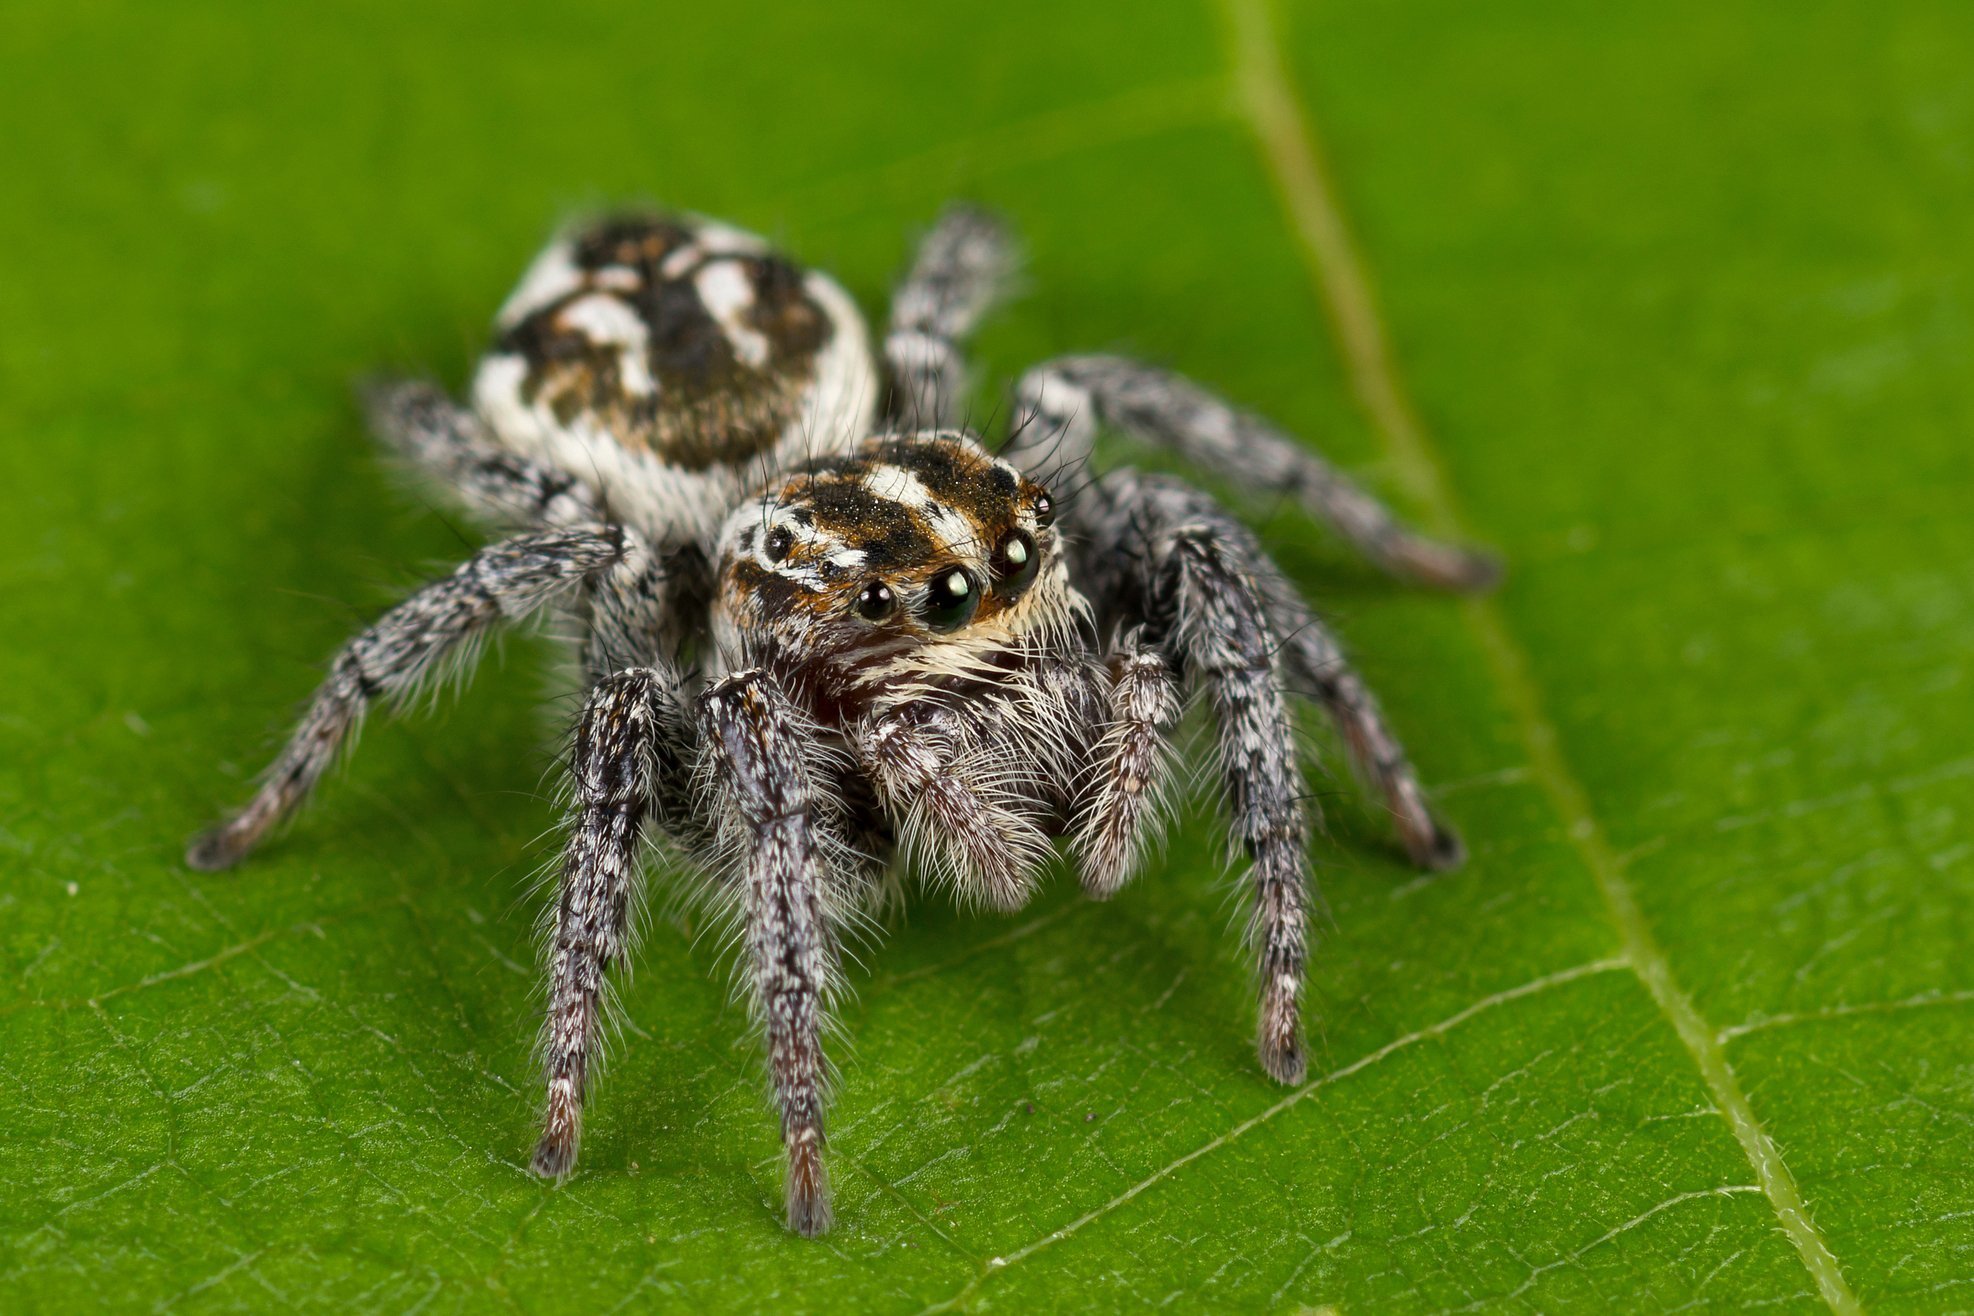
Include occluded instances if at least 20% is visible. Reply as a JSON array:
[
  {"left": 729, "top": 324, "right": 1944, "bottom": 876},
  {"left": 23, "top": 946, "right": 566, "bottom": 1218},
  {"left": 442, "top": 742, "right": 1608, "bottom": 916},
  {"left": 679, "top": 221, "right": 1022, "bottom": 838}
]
[
  {"left": 884, "top": 206, "right": 1017, "bottom": 432},
  {"left": 1011, "top": 354, "right": 1500, "bottom": 591},
  {"left": 187, "top": 527, "right": 631, "bottom": 870}
]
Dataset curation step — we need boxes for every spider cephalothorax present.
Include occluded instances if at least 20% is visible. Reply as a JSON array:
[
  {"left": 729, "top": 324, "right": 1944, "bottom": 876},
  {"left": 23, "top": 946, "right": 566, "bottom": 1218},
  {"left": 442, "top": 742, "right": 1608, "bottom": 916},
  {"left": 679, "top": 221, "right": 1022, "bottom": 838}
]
[
  {"left": 189, "top": 207, "right": 1498, "bottom": 1236},
  {"left": 714, "top": 434, "right": 1080, "bottom": 705},
  {"left": 714, "top": 433, "right": 1103, "bottom": 914}
]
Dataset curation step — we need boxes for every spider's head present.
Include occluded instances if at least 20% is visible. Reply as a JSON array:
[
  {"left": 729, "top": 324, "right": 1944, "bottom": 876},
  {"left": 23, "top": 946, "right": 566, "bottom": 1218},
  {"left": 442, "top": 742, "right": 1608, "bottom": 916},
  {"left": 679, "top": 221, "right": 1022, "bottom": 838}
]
[{"left": 712, "top": 432, "right": 1086, "bottom": 717}]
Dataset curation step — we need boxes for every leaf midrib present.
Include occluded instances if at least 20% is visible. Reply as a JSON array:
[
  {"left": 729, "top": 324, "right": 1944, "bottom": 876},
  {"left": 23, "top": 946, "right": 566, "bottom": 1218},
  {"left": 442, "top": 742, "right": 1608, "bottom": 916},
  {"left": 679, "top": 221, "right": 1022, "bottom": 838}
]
[{"left": 1218, "top": 1, "right": 1862, "bottom": 1311}]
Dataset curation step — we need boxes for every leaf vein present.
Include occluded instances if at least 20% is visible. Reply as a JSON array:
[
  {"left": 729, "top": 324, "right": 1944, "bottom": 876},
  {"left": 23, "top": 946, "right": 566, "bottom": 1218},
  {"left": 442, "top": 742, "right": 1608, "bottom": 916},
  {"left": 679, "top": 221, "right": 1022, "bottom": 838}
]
[
  {"left": 917, "top": 958, "right": 1626, "bottom": 1312},
  {"left": 1720, "top": 990, "right": 1974, "bottom": 1044},
  {"left": 1216, "top": 1, "right": 1864, "bottom": 1311}
]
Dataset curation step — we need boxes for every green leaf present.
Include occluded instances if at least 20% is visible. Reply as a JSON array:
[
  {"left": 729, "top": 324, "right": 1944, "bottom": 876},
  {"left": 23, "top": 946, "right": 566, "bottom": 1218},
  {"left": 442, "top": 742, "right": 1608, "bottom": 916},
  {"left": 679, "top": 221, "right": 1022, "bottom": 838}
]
[{"left": 4, "top": 0, "right": 1970, "bottom": 1309}]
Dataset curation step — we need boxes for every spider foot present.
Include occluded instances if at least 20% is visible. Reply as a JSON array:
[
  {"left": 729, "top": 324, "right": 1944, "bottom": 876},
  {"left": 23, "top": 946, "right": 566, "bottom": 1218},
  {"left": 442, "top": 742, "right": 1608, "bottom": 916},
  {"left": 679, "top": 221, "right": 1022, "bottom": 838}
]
[
  {"left": 184, "top": 821, "right": 256, "bottom": 872},
  {"left": 785, "top": 1136, "right": 832, "bottom": 1237},
  {"left": 532, "top": 1081, "right": 581, "bottom": 1183},
  {"left": 1399, "top": 814, "right": 1468, "bottom": 873},
  {"left": 1390, "top": 537, "right": 1503, "bottom": 594},
  {"left": 1258, "top": 982, "right": 1306, "bottom": 1086}
]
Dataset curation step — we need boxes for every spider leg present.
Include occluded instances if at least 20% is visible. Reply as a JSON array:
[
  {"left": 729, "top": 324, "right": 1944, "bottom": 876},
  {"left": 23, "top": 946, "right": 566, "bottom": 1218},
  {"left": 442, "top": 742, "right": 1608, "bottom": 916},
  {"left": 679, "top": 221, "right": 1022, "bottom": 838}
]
[
  {"left": 884, "top": 204, "right": 1016, "bottom": 430},
  {"left": 701, "top": 671, "right": 842, "bottom": 1235},
  {"left": 1264, "top": 570, "right": 1465, "bottom": 870},
  {"left": 186, "top": 525, "right": 629, "bottom": 870},
  {"left": 363, "top": 377, "right": 602, "bottom": 529},
  {"left": 533, "top": 664, "right": 699, "bottom": 1183},
  {"left": 1081, "top": 470, "right": 1463, "bottom": 870},
  {"left": 1074, "top": 635, "right": 1181, "bottom": 899},
  {"left": 1009, "top": 355, "right": 1499, "bottom": 591},
  {"left": 1072, "top": 473, "right": 1315, "bottom": 1084},
  {"left": 574, "top": 537, "right": 712, "bottom": 686},
  {"left": 535, "top": 665, "right": 857, "bottom": 1238}
]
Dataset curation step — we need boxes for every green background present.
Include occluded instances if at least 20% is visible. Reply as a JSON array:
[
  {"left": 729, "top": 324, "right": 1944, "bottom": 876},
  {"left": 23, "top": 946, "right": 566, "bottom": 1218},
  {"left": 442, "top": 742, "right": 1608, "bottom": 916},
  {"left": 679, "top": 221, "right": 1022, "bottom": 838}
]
[{"left": 4, "top": 0, "right": 1971, "bottom": 1310}]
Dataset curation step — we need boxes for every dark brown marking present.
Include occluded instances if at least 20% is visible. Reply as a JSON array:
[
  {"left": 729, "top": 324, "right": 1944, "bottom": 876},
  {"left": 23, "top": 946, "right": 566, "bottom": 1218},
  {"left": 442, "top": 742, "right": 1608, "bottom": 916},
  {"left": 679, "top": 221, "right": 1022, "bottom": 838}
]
[
  {"left": 865, "top": 438, "right": 1018, "bottom": 530},
  {"left": 801, "top": 477, "right": 938, "bottom": 573},
  {"left": 743, "top": 256, "right": 831, "bottom": 360},
  {"left": 495, "top": 216, "right": 837, "bottom": 470},
  {"left": 572, "top": 217, "right": 695, "bottom": 274}
]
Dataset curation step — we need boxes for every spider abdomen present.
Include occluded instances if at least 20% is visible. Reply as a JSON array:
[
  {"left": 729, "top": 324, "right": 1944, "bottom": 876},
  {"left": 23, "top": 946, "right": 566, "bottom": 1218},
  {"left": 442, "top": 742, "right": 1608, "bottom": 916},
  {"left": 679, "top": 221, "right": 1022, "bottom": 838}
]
[{"left": 471, "top": 214, "right": 877, "bottom": 544}]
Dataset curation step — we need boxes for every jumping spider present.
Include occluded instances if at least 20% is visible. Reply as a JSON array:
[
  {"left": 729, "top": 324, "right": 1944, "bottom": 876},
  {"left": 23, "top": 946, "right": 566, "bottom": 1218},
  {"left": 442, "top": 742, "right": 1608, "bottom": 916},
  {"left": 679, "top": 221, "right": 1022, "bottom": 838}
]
[{"left": 188, "top": 206, "right": 1498, "bottom": 1235}]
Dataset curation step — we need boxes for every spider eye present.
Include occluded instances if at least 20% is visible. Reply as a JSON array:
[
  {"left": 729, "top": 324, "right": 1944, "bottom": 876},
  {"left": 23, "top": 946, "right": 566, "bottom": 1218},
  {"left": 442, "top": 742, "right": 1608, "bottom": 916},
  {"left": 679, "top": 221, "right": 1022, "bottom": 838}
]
[
  {"left": 1031, "top": 491, "right": 1056, "bottom": 529},
  {"left": 764, "top": 526, "right": 795, "bottom": 563},
  {"left": 855, "top": 580, "right": 897, "bottom": 621},
  {"left": 919, "top": 567, "right": 979, "bottom": 632},
  {"left": 990, "top": 529, "right": 1039, "bottom": 597}
]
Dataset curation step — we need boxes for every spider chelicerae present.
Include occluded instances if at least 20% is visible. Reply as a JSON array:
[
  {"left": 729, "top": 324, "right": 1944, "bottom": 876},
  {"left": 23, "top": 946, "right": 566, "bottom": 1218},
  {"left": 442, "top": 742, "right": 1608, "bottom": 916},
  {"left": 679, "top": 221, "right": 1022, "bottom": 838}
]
[{"left": 188, "top": 206, "right": 1498, "bottom": 1235}]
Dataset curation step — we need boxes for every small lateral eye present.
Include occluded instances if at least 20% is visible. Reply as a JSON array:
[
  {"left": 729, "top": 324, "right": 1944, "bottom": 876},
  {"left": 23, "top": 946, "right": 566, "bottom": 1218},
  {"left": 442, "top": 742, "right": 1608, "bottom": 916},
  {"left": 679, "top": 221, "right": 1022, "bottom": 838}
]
[
  {"left": 990, "top": 529, "right": 1039, "bottom": 596},
  {"left": 1031, "top": 490, "right": 1056, "bottom": 529},
  {"left": 764, "top": 525, "right": 795, "bottom": 562},
  {"left": 919, "top": 567, "right": 980, "bottom": 632},
  {"left": 855, "top": 580, "right": 897, "bottom": 621}
]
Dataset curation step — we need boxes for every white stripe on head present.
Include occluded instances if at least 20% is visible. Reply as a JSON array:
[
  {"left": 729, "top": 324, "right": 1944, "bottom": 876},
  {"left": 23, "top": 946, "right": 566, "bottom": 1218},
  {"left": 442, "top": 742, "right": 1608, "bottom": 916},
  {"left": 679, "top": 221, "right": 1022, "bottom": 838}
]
[
  {"left": 715, "top": 497, "right": 853, "bottom": 593},
  {"left": 860, "top": 464, "right": 982, "bottom": 559},
  {"left": 824, "top": 546, "right": 868, "bottom": 571}
]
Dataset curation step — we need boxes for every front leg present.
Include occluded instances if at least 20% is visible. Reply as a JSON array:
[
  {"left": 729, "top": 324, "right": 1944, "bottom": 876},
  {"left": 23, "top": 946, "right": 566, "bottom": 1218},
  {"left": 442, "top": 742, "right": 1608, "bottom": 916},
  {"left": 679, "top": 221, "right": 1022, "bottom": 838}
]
[
  {"left": 535, "top": 666, "right": 847, "bottom": 1235},
  {"left": 1161, "top": 529, "right": 1312, "bottom": 1084},
  {"left": 533, "top": 665, "right": 698, "bottom": 1181},
  {"left": 1078, "top": 472, "right": 1464, "bottom": 872},
  {"left": 1069, "top": 471, "right": 1474, "bottom": 1085},
  {"left": 1072, "top": 480, "right": 1314, "bottom": 1084},
  {"left": 701, "top": 671, "right": 840, "bottom": 1236}
]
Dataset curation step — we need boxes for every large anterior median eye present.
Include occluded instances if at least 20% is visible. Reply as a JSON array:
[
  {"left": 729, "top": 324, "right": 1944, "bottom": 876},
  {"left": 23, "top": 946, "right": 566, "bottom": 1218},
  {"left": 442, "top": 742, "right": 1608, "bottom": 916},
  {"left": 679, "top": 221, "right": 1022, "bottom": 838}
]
[
  {"left": 990, "top": 529, "right": 1039, "bottom": 596},
  {"left": 919, "top": 567, "right": 980, "bottom": 632}
]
